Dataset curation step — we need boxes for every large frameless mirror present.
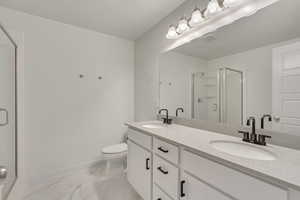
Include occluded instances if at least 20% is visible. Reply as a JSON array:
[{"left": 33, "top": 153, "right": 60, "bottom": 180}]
[
  {"left": 0, "top": 24, "right": 17, "bottom": 199},
  {"left": 158, "top": 0, "right": 300, "bottom": 135}
]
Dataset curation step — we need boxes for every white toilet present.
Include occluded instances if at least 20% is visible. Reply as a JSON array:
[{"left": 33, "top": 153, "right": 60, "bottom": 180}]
[{"left": 102, "top": 143, "right": 128, "bottom": 175}]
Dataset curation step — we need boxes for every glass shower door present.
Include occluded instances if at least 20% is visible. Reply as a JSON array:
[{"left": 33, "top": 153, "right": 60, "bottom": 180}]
[
  {"left": 0, "top": 25, "right": 17, "bottom": 200},
  {"left": 219, "top": 68, "right": 243, "bottom": 126}
]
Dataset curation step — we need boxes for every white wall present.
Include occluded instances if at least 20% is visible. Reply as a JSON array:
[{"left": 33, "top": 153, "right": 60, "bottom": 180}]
[
  {"left": 159, "top": 52, "right": 207, "bottom": 118},
  {"left": 0, "top": 6, "right": 134, "bottom": 196}
]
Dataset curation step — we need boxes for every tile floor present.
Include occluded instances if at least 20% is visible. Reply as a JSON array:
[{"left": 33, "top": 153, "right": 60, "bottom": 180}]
[{"left": 24, "top": 160, "right": 142, "bottom": 200}]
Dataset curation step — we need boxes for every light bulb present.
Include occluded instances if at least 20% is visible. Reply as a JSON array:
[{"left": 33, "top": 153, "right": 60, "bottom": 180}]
[
  {"left": 223, "top": 0, "right": 239, "bottom": 7},
  {"left": 189, "top": 8, "right": 204, "bottom": 27},
  {"left": 176, "top": 17, "right": 190, "bottom": 34},
  {"left": 166, "top": 25, "right": 178, "bottom": 39},
  {"left": 204, "top": 0, "right": 222, "bottom": 17}
]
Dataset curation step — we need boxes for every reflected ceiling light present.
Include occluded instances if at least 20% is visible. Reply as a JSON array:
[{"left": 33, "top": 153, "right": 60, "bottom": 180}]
[
  {"left": 223, "top": 0, "right": 239, "bottom": 7},
  {"left": 166, "top": 25, "right": 178, "bottom": 39},
  {"left": 189, "top": 8, "right": 204, "bottom": 27},
  {"left": 205, "top": 0, "right": 222, "bottom": 17},
  {"left": 242, "top": 5, "right": 257, "bottom": 16},
  {"left": 176, "top": 17, "right": 190, "bottom": 34}
]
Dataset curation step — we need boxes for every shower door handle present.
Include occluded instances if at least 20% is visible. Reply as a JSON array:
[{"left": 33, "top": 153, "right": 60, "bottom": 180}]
[
  {"left": 0, "top": 108, "right": 8, "bottom": 126},
  {"left": 0, "top": 166, "right": 7, "bottom": 180},
  {"left": 273, "top": 116, "right": 280, "bottom": 122}
]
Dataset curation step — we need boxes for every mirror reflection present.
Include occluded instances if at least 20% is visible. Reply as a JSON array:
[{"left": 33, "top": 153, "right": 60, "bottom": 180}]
[{"left": 159, "top": 0, "right": 300, "bottom": 134}]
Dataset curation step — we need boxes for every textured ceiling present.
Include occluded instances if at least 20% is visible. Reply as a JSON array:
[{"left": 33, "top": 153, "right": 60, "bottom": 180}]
[{"left": 0, "top": 0, "right": 186, "bottom": 40}]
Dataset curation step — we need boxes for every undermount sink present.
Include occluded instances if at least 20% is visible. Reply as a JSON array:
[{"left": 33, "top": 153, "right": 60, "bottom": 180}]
[
  {"left": 142, "top": 123, "right": 165, "bottom": 129},
  {"left": 210, "top": 140, "right": 276, "bottom": 161}
]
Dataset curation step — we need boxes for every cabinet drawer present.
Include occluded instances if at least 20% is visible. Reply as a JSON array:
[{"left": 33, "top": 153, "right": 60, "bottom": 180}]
[
  {"left": 128, "top": 128, "right": 151, "bottom": 150},
  {"left": 182, "top": 150, "right": 288, "bottom": 200},
  {"left": 153, "top": 185, "right": 173, "bottom": 200},
  {"left": 153, "top": 156, "right": 178, "bottom": 199},
  {"left": 154, "top": 137, "right": 179, "bottom": 165}
]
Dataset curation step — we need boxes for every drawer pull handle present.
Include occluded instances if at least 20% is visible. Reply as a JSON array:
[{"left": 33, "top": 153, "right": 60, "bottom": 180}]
[
  {"left": 157, "top": 166, "right": 168, "bottom": 174},
  {"left": 180, "top": 180, "right": 186, "bottom": 197},
  {"left": 158, "top": 147, "right": 169, "bottom": 153},
  {"left": 157, "top": 199, "right": 162, "bottom": 200},
  {"left": 146, "top": 158, "right": 150, "bottom": 170}
]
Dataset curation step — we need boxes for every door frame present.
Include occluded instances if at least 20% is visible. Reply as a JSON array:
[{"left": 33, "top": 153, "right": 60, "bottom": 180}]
[{"left": 272, "top": 41, "right": 300, "bottom": 133}]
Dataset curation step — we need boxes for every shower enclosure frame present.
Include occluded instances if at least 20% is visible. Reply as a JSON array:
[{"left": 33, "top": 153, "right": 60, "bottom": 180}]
[
  {"left": 218, "top": 67, "right": 245, "bottom": 126},
  {"left": 0, "top": 23, "right": 18, "bottom": 200}
]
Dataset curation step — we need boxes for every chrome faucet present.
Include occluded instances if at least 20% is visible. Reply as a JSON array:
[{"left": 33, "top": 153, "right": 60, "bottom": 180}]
[{"left": 159, "top": 109, "right": 172, "bottom": 124}]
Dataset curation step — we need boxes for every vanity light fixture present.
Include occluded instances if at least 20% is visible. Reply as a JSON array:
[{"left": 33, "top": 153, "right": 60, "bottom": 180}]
[
  {"left": 166, "top": 25, "right": 179, "bottom": 39},
  {"left": 166, "top": 0, "right": 244, "bottom": 40},
  {"left": 189, "top": 8, "right": 204, "bottom": 27},
  {"left": 204, "top": 0, "right": 223, "bottom": 17},
  {"left": 176, "top": 17, "right": 190, "bottom": 34}
]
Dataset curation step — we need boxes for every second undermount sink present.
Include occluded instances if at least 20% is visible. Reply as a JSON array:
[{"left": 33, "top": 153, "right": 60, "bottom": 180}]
[
  {"left": 210, "top": 140, "right": 276, "bottom": 161},
  {"left": 142, "top": 123, "right": 165, "bottom": 129}
]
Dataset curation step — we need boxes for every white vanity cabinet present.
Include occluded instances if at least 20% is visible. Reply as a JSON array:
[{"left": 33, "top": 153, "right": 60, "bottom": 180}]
[
  {"left": 127, "top": 128, "right": 300, "bottom": 200},
  {"left": 127, "top": 130, "right": 152, "bottom": 200}
]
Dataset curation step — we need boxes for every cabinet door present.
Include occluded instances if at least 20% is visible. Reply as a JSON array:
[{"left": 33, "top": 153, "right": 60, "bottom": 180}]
[
  {"left": 127, "top": 140, "right": 151, "bottom": 200},
  {"left": 182, "top": 173, "right": 232, "bottom": 200},
  {"left": 153, "top": 185, "right": 173, "bottom": 200}
]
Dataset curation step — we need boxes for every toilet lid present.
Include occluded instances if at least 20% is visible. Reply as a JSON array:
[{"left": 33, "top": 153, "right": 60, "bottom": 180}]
[{"left": 102, "top": 143, "right": 128, "bottom": 154}]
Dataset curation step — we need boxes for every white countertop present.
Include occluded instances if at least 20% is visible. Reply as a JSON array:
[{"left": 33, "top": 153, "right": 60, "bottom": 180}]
[{"left": 126, "top": 121, "right": 300, "bottom": 191}]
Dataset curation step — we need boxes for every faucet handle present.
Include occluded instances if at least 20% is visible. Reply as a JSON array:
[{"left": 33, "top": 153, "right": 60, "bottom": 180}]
[
  {"left": 162, "top": 117, "right": 172, "bottom": 125},
  {"left": 257, "top": 134, "right": 271, "bottom": 146},
  {"left": 238, "top": 130, "right": 250, "bottom": 142}
]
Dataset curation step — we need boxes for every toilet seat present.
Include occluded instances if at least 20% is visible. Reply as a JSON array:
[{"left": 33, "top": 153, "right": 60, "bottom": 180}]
[
  {"left": 102, "top": 143, "right": 128, "bottom": 154},
  {"left": 102, "top": 143, "right": 128, "bottom": 175}
]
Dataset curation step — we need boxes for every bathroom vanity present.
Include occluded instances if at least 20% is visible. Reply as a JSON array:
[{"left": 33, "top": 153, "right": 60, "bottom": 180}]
[{"left": 126, "top": 121, "right": 300, "bottom": 200}]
